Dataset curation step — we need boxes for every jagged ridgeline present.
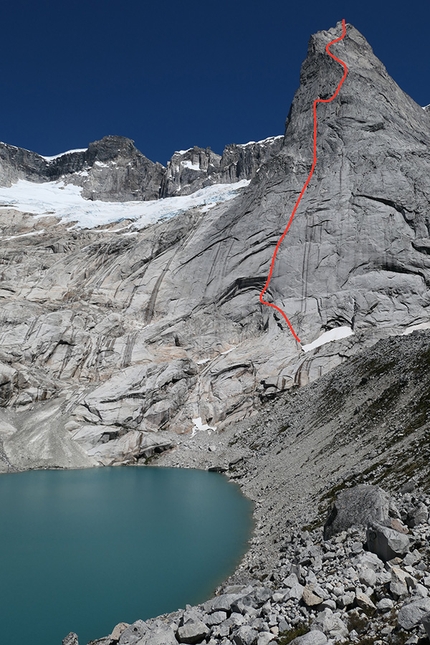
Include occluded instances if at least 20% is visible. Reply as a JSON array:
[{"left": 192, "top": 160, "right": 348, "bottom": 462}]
[{"left": 0, "top": 21, "right": 430, "bottom": 470}]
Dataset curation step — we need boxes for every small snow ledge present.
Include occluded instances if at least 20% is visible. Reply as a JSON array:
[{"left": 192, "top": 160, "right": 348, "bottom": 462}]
[
  {"left": 191, "top": 417, "right": 216, "bottom": 437},
  {"left": 301, "top": 326, "right": 354, "bottom": 353},
  {"left": 403, "top": 322, "right": 430, "bottom": 335},
  {"left": 41, "top": 148, "right": 87, "bottom": 161}
]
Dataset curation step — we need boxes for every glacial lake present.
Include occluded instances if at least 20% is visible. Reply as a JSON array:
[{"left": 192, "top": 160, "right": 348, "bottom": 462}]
[{"left": 0, "top": 466, "right": 253, "bottom": 645}]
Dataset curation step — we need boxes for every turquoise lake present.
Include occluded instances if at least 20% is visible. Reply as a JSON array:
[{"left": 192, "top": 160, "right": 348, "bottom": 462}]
[{"left": 0, "top": 466, "right": 254, "bottom": 645}]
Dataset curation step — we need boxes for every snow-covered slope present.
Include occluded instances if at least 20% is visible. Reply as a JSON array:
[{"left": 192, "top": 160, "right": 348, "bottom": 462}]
[{"left": 0, "top": 179, "right": 250, "bottom": 229}]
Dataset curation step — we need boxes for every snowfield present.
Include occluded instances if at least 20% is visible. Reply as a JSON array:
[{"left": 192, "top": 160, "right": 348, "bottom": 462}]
[
  {"left": 0, "top": 179, "right": 250, "bottom": 230},
  {"left": 302, "top": 326, "right": 354, "bottom": 352}
]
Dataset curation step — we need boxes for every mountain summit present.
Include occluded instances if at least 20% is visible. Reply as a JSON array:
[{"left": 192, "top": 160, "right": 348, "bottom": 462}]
[{"left": 0, "top": 22, "right": 429, "bottom": 469}]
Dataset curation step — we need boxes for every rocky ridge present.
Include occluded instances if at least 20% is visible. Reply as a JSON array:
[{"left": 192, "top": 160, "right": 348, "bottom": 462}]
[{"left": 0, "top": 134, "right": 283, "bottom": 202}]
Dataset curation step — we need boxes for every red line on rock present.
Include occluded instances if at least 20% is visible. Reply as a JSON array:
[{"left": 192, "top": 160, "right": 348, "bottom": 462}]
[{"left": 259, "top": 19, "right": 349, "bottom": 344}]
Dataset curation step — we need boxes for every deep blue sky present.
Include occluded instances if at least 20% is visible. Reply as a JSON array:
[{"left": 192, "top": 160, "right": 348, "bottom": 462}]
[{"left": 1, "top": 0, "right": 428, "bottom": 165}]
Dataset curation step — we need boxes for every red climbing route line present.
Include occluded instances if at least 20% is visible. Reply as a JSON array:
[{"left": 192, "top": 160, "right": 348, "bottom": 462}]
[{"left": 259, "top": 19, "right": 349, "bottom": 344}]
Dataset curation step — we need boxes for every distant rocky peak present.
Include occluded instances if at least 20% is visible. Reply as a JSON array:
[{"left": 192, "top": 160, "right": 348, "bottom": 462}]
[
  {"left": 86, "top": 135, "right": 143, "bottom": 163},
  {"left": 160, "top": 146, "right": 221, "bottom": 197},
  {"left": 160, "top": 137, "right": 284, "bottom": 198}
]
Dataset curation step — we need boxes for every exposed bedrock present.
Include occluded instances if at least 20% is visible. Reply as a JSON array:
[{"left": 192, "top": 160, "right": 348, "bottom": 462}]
[{"left": 0, "top": 22, "right": 430, "bottom": 468}]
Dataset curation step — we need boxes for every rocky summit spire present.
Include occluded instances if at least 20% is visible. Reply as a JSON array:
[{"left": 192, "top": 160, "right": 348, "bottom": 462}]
[
  {"left": 196, "top": 21, "right": 430, "bottom": 350},
  {"left": 269, "top": 21, "right": 430, "bottom": 344}
]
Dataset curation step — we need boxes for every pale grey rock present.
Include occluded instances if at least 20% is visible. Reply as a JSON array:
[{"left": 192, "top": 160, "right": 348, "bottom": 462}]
[
  {"left": 414, "top": 583, "right": 428, "bottom": 597},
  {"left": 177, "top": 620, "right": 210, "bottom": 644},
  {"left": 398, "top": 599, "right": 430, "bottom": 631},
  {"left": 224, "top": 613, "right": 246, "bottom": 630},
  {"left": 160, "top": 147, "right": 221, "bottom": 197},
  {"left": 63, "top": 634, "right": 79, "bottom": 645},
  {"left": 377, "top": 598, "right": 394, "bottom": 612},
  {"left": 355, "top": 591, "right": 376, "bottom": 611},
  {"left": 109, "top": 623, "right": 129, "bottom": 641},
  {"left": 354, "top": 552, "right": 385, "bottom": 572},
  {"left": 312, "top": 609, "right": 347, "bottom": 638},
  {"left": 408, "top": 502, "right": 429, "bottom": 527},
  {"left": 232, "top": 625, "right": 259, "bottom": 645},
  {"left": 389, "top": 565, "right": 414, "bottom": 599},
  {"left": 358, "top": 566, "right": 377, "bottom": 587},
  {"left": 324, "top": 485, "right": 389, "bottom": 539},
  {"left": 205, "top": 611, "right": 228, "bottom": 626},
  {"left": 256, "top": 634, "right": 275, "bottom": 645},
  {"left": 241, "top": 588, "right": 273, "bottom": 608},
  {"left": 138, "top": 626, "right": 178, "bottom": 645},
  {"left": 118, "top": 621, "right": 148, "bottom": 645},
  {"left": 284, "top": 581, "right": 304, "bottom": 601},
  {"left": 302, "top": 585, "right": 324, "bottom": 606},
  {"left": 204, "top": 593, "right": 244, "bottom": 613},
  {"left": 367, "top": 521, "right": 410, "bottom": 561},
  {"left": 290, "top": 632, "right": 327, "bottom": 645},
  {"left": 338, "top": 591, "right": 355, "bottom": 608},
  {"left": 421, "top": 612, "right": 430, "bottom": 638}
]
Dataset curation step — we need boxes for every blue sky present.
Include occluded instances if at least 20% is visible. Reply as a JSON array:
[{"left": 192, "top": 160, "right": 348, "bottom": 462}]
[{"left": 1, "top": 0, "right": 428, "bottom": 165}]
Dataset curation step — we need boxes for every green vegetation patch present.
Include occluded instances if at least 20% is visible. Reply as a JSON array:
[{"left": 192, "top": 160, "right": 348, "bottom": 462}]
[{"left": 277, "top": 624, "right": 310, "bottom": 645}]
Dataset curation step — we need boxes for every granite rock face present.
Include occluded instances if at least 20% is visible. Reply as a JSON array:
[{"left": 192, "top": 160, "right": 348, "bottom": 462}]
[{"left": 1, "top": 22, "right": 430, "bottom": 469}]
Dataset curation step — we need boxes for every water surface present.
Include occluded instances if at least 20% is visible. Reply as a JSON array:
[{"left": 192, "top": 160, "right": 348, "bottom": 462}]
[{"left": 0, "top": 466, "right": 253, "bottom": 645}]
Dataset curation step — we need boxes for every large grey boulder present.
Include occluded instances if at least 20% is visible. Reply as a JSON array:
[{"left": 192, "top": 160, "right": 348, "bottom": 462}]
[
  {"left": 367, "top": 521, "right": 410, "bottom": 562},
  {"left": 397, "top": 599, "right": 430, "bottom": 631},
  {"left": 177, "top": 620, "right": 210, "bottom": 644},
  {"left": 324, "top": 485, "right": 390, "bottom": 539},
  {"left": 232, "top": 625, "right": 259, "bottom": 645},
  {"left": 421, "top": 612, "right": 430, "bottom": 638},
  {"left": 203, "top": 593, "right": 245, "bottom": 614},
  {"left": 235, "top": 587, "right": 273, "bottom": 610},
  {"left": 290, "top": 631, "right": 327, "bottom": 645},
  {"left": 118, "top": 621, "right": 148, "bottom": 645}
]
